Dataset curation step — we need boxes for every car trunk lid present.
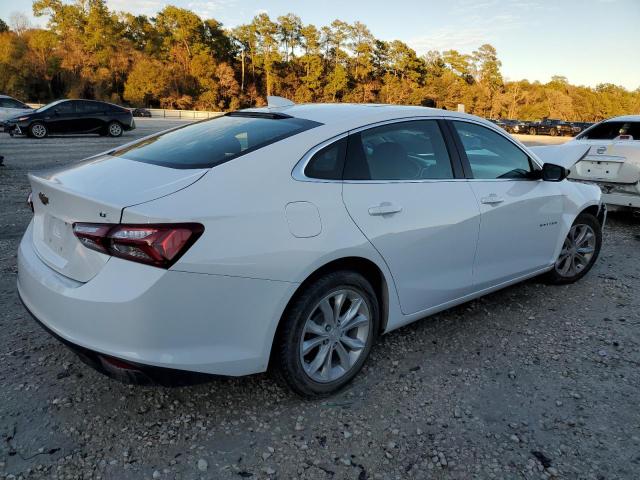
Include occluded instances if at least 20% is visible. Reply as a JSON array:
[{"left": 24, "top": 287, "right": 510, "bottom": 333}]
[
  {"left": 570, "top": 143, "right": 640, "bottom": 184},
  {"left": 28, "top": 155, "right": 207, "bottom": 282}
]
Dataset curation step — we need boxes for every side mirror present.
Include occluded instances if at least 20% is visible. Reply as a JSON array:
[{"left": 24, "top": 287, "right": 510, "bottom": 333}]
[{"left": 542, "top": 163, "right": 569, "bottom": 182}]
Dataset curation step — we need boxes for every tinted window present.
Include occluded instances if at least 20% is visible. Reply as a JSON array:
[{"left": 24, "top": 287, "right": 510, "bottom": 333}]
[
  {"left": 113, "top": 114, "right": 321, "bottom": 169},
  {"left": 579, "top": 121, "right": 640, "bottom": 140},
  {"left": 344, "top": 120, "right": 454, "bottom": 181},
  {"left": 77, "top": 101, "right": 104, "bottom": 113},
  {"left": 53, "top": 101, "right": 75, "bottom": 114},
  {"left": 452, "top": 121, "right": 532, "bottom": 179},
  {"left": 304, "top": 138, "right": 347, "bottom": 180}
]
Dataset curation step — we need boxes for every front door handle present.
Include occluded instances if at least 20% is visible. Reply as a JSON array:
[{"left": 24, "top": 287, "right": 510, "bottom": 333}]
[
  {"left": 480, "top": 194, "right": 505, "bottom": 205},
  {"left": 368, "top": 202, "right": 403, "bottom": 216}
]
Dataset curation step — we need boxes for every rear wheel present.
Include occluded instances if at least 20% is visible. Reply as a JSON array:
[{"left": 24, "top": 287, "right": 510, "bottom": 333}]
[
  {"left": 29, "top": 122, "right": 48, "bottom": 139},
  {"left": 529, "top": 127, "right": 537, "bottom": 135},
  {"left": 107, "top": 121, "right": 123, "bottom": 137},
  {"left": 544, "top": 213, "right": 601, "bottom": 284},
  {"left": 550, "top": 128, "right": 557, "bottom": 136},
  {"left": 276, "top": 271, "right": 379, "bottom": 397}
]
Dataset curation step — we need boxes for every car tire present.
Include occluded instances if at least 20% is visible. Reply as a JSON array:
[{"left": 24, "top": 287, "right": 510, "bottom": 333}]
[
  {"left": 107, "top": 121, "right": 123, "bottom": 137},
  {"left": 529, "top": 127, "right": 537, "bottom": 135},
  {"left": 544, "top": 213, "right": 602, "bottom": 285},
  {"left": 28, "top": 122, "right": 48, "bottom": 139},
  {"left": 550, "top": 128, "right": 557, "bottom": 137},
  {"left": 275, "top": 270, "right": 379, "bottom": 398}
]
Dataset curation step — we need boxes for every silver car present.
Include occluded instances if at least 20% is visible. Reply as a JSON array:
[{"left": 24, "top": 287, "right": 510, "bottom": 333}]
[{"left": 0, "top": 95, "right": 33, "bottom": 123}]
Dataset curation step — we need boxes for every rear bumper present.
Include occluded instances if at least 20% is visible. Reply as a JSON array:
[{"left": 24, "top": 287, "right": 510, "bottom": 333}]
[
  {"left": 602, "top": 191, "right": 640, "bottom": 209},
  {"left": 17, "top": 221, "right": 296, "bottom": 377},
  {"left": 19, "top": 294, "right": 209, "bottom": 385}
]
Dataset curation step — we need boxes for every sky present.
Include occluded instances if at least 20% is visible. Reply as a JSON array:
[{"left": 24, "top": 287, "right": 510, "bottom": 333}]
[{"left": 1, "top": 0, "right": 638, "bottom": 90}]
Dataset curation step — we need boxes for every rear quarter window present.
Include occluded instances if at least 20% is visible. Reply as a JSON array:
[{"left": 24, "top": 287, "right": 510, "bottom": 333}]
[
  {"left": 304, "top": 138, "right": 347, "bottom": 180},
  {"left": 113, "top": 114, "right": 321, "bottom": 169}
]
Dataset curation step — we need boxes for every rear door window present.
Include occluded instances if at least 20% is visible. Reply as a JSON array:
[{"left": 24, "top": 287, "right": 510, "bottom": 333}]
[
  {"left": 77, "top": 101, "right": 104, "bottom": 113},
  {"left": 344, "top": 120, "right": 454, "bottom": 181},
  {"left": 54, "top": 101, "right": 75, "bottom": 114},
  {"left": 113, "top": 113, "right": 321, "bottom": 169}
]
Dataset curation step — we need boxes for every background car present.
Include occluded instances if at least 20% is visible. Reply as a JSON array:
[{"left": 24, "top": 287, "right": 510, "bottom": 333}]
[
  {"left": 528, "top": 118, "right": 578, "bottom": 136},
  {"left": 18, "top": 101, "right": 604, "bottom": 397},
  {"left": 570, "top": 121, "right": 595, "bottom": 134},
  {"left": 132, "top": 107, "right": 152, "bottom": 118},
  {"left": 569, "top": 115, "right": 640, "bottom": 210},
  {"left": 4, "top": 99, "right": 135, "bottom": 138},
  {"left": 0, "top": 94, "right": 32, "bottom": 123}
]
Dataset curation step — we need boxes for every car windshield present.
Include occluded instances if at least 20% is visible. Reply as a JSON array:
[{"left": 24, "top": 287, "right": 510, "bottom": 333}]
[
  {"left": 112, "top": 113, "right": 322, "bottom": 169},
  {"left": 578, "top": 121, "right": 640, "bottom": 140},
  {"left": 35, "top": 100, "right": 66, "bottom": 113}
]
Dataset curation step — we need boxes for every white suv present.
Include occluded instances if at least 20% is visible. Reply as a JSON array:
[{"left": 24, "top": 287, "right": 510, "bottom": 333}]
[{"left": 18, "top": 101, "right": 604, "bottom": 396}]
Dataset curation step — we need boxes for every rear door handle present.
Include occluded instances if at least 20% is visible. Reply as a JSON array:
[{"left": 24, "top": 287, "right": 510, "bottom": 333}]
[
  {"left": 368, "top": 202, "right": 402, "bottom": 216},
  {"left": 480, "top": 194, "right": 505, "bottom": 205}
]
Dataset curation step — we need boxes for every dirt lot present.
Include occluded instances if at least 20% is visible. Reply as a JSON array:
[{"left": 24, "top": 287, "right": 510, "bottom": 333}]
[{"left": 1, "top": 120, "right": 639, "bottom": 480}]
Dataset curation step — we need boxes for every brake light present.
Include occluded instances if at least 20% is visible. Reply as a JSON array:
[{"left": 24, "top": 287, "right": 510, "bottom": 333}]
[{"left": 72, "top": 223, "right": 204, "bottom": 268}]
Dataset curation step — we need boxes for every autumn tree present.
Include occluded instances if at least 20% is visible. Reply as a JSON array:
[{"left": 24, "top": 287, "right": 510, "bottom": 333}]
[{"left": 1, "top": 2, "right": 636, "bottom": 120}]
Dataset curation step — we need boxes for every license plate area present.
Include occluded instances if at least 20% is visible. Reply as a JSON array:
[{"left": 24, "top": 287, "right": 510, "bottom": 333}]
[
  {"left": 43, "top": 214, "right": 73, "bottom": 259},
  {"left": 579, "top": 161, "right": 621, "bottom": 180}
]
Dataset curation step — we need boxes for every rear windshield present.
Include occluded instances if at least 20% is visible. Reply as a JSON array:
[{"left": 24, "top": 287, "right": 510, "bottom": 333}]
[
  {"left": 578, "top": 121, "right": 640, "bottom": 140},
  {"left": 113, "top": 113, "right": 321, "bottom": 169}
]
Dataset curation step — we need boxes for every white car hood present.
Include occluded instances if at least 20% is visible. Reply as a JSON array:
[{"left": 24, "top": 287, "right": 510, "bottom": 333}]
[{"left": 528, "top": 144, "right": 590, "bottom": 169}]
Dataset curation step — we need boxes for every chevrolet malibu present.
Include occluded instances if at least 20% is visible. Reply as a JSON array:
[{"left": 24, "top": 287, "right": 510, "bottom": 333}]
[{"left": 18, "top": 101, "right": 605, "bottom": 397}]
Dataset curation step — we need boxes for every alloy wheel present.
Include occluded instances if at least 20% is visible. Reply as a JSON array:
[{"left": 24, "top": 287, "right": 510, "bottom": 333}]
[
  {"left": 109, "top": 123, "right": 122, "bottom": 136},
  {"left": 31, "top": 124, "right": 47, "bottom": 138},
  {"left": 555, "top": 223, "right": 596, "bottom": 277},
  {"left": 300, "top": 289, "right": 370, "bottom": 383}
]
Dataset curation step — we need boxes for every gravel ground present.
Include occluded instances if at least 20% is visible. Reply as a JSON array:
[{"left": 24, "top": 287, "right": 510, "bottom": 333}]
[{"left": 1, "top": 121, "right": 639, "bottom": 480}]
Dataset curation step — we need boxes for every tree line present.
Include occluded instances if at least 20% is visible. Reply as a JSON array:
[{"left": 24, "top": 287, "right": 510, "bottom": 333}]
[{"left": 0, "top": 0, "right": 638, "bottom": 121}]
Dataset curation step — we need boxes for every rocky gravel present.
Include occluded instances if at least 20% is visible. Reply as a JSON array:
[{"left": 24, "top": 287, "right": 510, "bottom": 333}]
[{"left": 1, "top": 123, "right": 639, "bottom": 479}]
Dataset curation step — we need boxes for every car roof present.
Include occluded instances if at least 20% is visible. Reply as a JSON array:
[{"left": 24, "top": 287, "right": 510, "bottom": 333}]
[
  {"left": 603, "top": 115, "right": 640, "bottom": 123},
  {"left": 240, "top": 103, "right": 496, "bottom": 131}
]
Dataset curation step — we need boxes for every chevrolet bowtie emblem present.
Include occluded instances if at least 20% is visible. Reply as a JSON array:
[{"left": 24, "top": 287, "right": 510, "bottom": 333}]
[{"left": 38, "top": 192, "right": 49, "bottom": 205}]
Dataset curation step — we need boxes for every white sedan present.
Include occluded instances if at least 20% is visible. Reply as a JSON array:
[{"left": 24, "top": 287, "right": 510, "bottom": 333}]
[
  {"left": 18, "top": 100, "right": 605, "bottom": 396},
  {"left": 569, "top": 115, "right": 640, "bottom": 210}
]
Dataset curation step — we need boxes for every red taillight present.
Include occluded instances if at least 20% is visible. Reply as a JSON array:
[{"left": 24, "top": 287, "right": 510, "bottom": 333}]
[{"left": 72, "top": 223, "right": 204, "bottom": 268}]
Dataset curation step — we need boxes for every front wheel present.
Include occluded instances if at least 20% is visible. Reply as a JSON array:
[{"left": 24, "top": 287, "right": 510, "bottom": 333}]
[
  {"left": 529, "top": 127, "right": 537, "bottom": 135},
  {"left": 107, "top": 121, "right": 123, "bottom": 137},
  {"left": 275, "top": 271, "right": 379, "bottom": 397},
  {"left": 28, "top": 122, "right": 48, "bottom": 139},
  {"left": 544, "top": 213, "right": 602, "bottom": 284},
  {"left": 550, "top": 128, "right": 557, "bottom": 136}
]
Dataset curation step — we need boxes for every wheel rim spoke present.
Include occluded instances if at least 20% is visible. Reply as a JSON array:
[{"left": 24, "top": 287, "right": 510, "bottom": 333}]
[
  {"left": 340, "top": 313, "right": 368, "bottom": 333},
  {"left": 302, "top": 335, "right": 326, "bottom": 355},
  {"left": 306, "top": 343, "right": 331, "bottom": 375},
  {"left": 332, "top": 293, "right": 346, "bottom": 322},
  {"left": 304, "top": 320, "right": 326, "bottom": 336},
  {"left": 318, "top": 298, "right": 334, "bottom": 326},
  {"left": 334, "top": 341, "right": 352, "bottom": 370},
  {"left": 340, "top": 335, "right": 365, "bottom": 351}
]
